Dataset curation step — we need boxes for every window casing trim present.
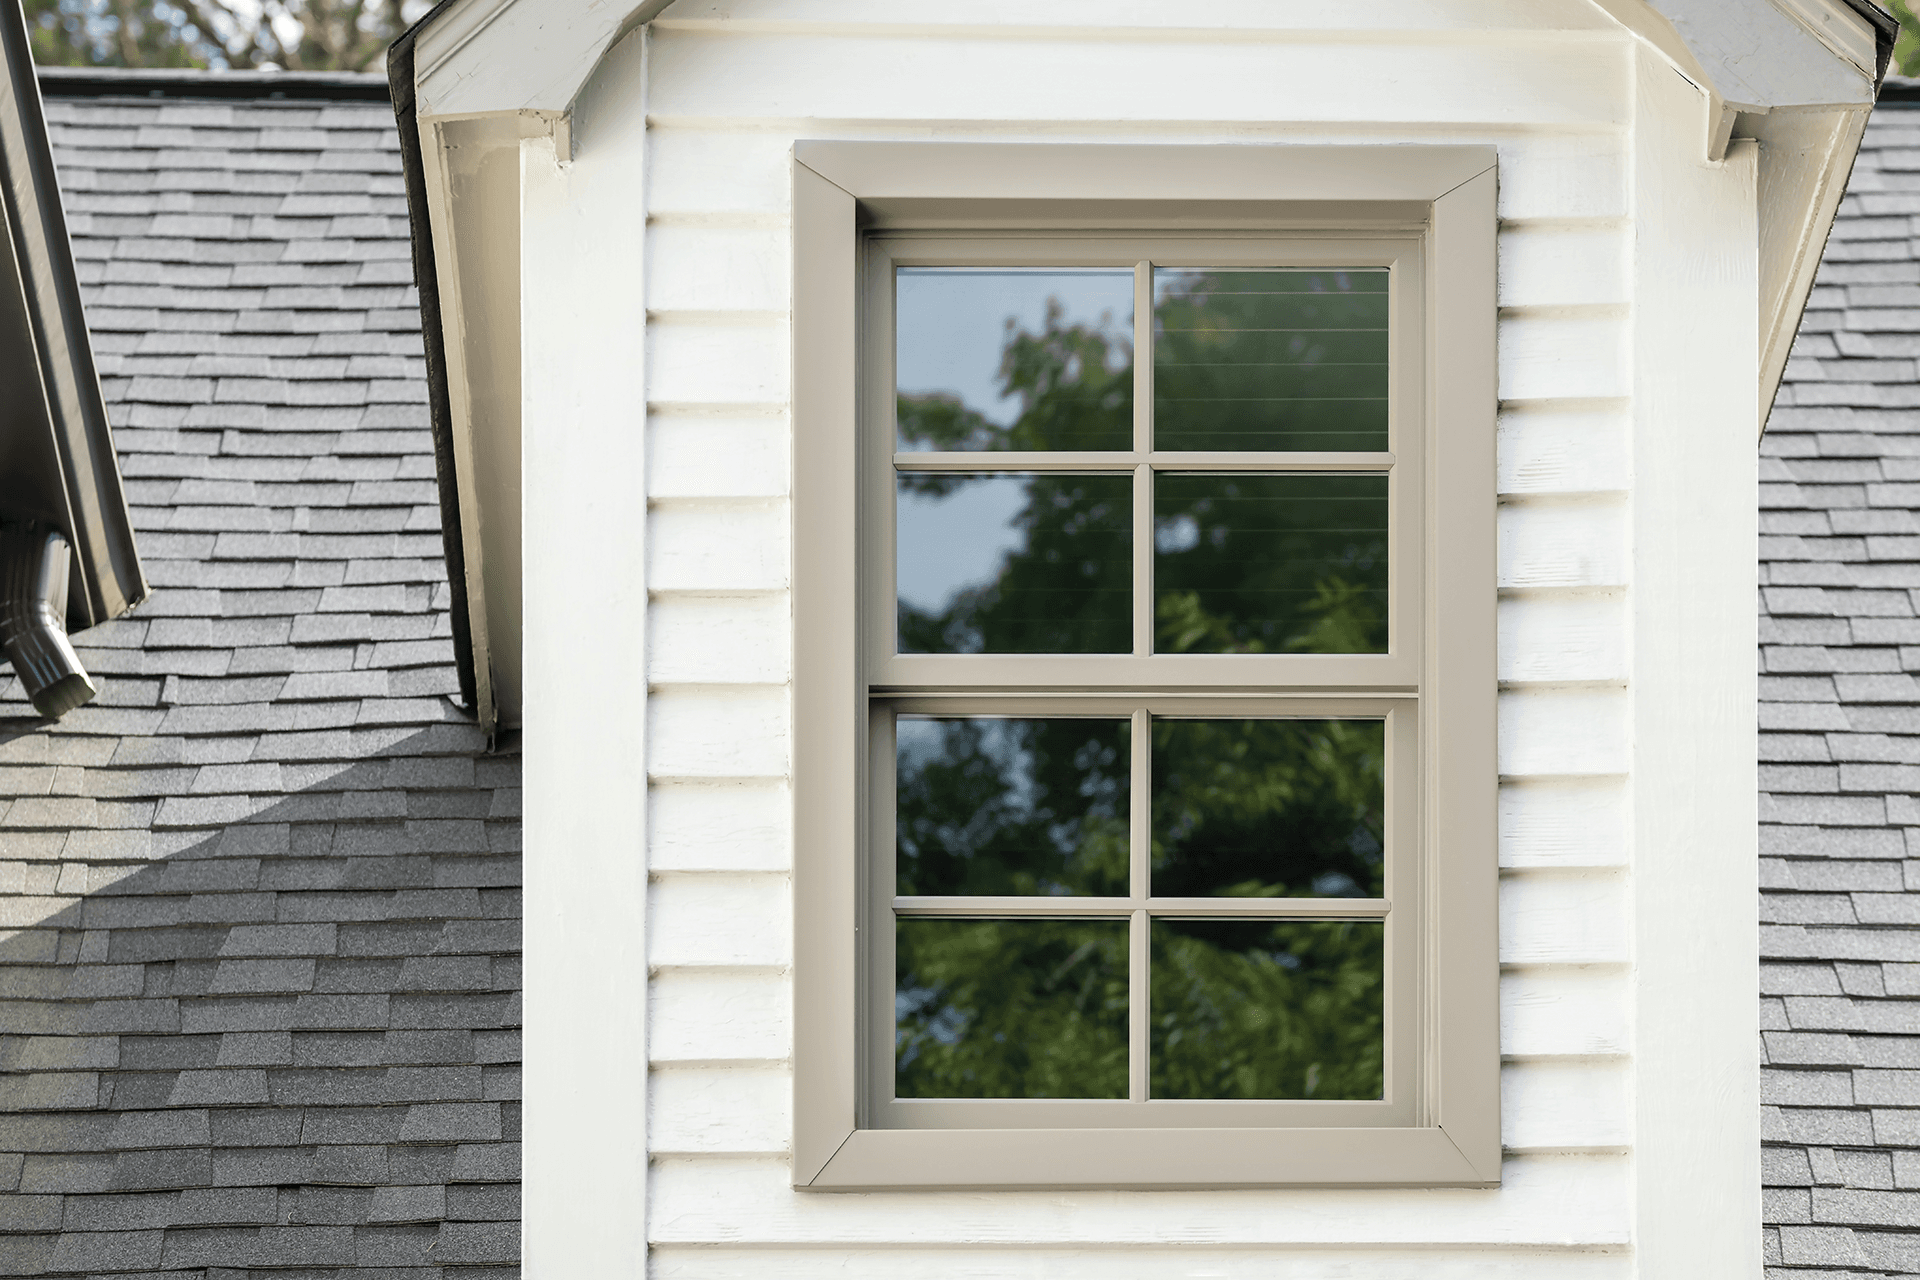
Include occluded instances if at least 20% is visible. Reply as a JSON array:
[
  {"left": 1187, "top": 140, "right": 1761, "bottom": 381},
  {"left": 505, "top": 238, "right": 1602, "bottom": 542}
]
[{"left": 792, "top": 142, "right": 1498, "bottom": 1191}]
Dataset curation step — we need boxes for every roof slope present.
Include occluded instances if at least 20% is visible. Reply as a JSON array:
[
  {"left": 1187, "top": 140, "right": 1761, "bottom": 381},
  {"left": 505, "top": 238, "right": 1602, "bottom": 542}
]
[
  {"left": 0, "top": 79, "right": 520, "bottom": 1278},
  {"left": 1761, "top": 93, "right": 1920, "bottom": 1274}
]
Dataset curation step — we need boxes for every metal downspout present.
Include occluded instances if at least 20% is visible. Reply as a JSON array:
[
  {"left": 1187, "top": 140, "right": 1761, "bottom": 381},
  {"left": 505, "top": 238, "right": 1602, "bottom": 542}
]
[{"left": 0, "top": 520, "right": 93, "bottom": 717}]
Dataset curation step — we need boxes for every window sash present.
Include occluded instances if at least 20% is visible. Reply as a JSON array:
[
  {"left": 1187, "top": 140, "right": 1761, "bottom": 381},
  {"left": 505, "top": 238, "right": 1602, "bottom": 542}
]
[{"left": 863, "top": 233, "right": 1427, "bottom": 690}]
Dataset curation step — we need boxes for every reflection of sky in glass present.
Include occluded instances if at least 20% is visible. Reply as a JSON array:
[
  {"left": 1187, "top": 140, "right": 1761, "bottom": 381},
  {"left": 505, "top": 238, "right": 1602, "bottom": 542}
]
[
  {"left": 896, "top": 268, "right": 1133, "bottom": 430},
  {"left": 895, "top": 476, "right": 1028, "bottom": 616}
]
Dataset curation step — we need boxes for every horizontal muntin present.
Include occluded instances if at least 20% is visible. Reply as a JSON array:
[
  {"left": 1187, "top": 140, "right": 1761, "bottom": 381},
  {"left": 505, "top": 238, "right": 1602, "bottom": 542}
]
[
  {"left": 894, "top": 451, "right": 1395, "bottom": 471},
  {"left": 893, "top": 895, "right": 1390, "bottom": 918}
]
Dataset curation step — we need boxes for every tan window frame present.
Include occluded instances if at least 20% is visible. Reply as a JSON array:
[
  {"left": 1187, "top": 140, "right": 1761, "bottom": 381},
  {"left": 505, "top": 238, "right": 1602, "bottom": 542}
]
[{"left": 792, "top": 141, "right": 1499, "bottom": 1191}]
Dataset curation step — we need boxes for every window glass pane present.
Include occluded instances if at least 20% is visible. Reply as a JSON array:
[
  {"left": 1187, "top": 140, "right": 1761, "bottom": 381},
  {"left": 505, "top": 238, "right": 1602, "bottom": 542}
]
[
  {"left": 1154, "top": 268, "right": 1388, "bottom": 452},
  {"left": 896, "top": 917, "right": 1129, "bottom": 1099},
  {"left": 899, "top": 472, "right": 1132, "bottom": 653},
  {"left": 897, "top": 267, "right": 1133, "bottom": 452},
  {"left": 1150, "top": 918, "right": 1383, "bottom": 1100},
  {"left": 1154, "top": 473, "right": 1387, "bottom": 654},
  {"left": 1151, "top": 718, "right": 1384, "bottom": 899},
  {"left": 897, "top": 717, "right": 1130, "bottom": 897}
]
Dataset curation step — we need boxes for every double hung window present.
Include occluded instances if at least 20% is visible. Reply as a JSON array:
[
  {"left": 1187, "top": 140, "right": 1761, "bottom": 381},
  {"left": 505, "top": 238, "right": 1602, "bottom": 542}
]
[{"left": 793, "top": 143, "right": 1498, "bottom": 1190}]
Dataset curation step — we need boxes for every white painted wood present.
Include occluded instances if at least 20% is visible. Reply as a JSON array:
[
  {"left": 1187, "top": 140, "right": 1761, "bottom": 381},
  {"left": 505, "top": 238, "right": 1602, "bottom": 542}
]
[
  {"left": 649, "top": 503, "right": 790, "bottom": 594},
  {"left": 650, "top": 1249, "right": 1633, "bottom": 1280},
  {"left": 1498, "top": 498, "right": 1628, "bottom": 589},
  {"left": 1499, "top": 778, "right": 1629, "bottom": 870},
  {"left": 518, "top": 26, "right": 652, "bottom": 1280},
  {"left": 651, "top": 970, "right": 791, "bottom": 1064},
  {"left": 646, "top": 31, "right": 1629, "bottom": 129},
  {"left": 415, "top": 0, "right": 674, "bottom": 123},
  {"left": 1497, "top": 688, "right": 1628, "bottom": 777},
  {"left": 648, "top": 687, "right": 791, "bottom": 780},
  {"left": 1501, "top": 1059, "right": 1631, "bottom": 1152},
  {"left": 1497, "top": 223, "right": 1628, "bottom": 309},
  {"left": 1500, "top": 968, "right": 1630, "bottom": 1059},
  {"left": 647, "top": 316, "right": 789, "bottom": 405},
  {"left": 651, "top": 595, "right": 791, "bottom": 684},
  {"left": 1628, "top": 51, "right": 1761, "bottom": 1278},
  {"left": 646, "top": 1155, "right": 1629, "bottom": 1244},
  {"left": 1498, "top": 312, "right": 1628, "bottom": 402},
  {"left": 1499, "top": 872, "right": 1630, "bottom": 966},
  {"left": 648, "top": 780, "right": 791, "bottom": 873},
  {"left": 648, "top": 223, "right": 790, "bottom": 312},
  {"left": 650, "top": 413, "right": 790, "bottom": 500},
  {"left": 1498, "top": 591, "right": 1627, "bottom": 684},
  {"left": 1497, "top": 402, "right": 1630, "bottom": 496},
  {"left": 650, "top": 872, "right": 791, "bottom": 968},
  {"left": 655, "top": 0, "right": 1620, "bottom": 33},
  {"left": 650, "top": 1065, "right": 791, "bottom": 1154}
]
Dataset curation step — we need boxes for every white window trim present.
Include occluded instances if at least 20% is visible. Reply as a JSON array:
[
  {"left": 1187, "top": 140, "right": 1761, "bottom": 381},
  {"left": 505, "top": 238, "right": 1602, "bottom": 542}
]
[{"left": 791, "top": 141, "right": 1500, "bottom": 1191}]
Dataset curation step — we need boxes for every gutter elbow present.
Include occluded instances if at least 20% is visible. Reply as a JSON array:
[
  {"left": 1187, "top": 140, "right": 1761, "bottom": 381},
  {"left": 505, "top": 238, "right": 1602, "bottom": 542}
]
[{"left": 0, "top": 521, "right": 95, "bottom": 719}]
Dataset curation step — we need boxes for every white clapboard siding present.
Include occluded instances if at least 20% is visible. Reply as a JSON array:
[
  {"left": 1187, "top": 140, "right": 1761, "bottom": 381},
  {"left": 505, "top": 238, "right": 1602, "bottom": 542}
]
[
  {"left": 1497, "top": 401, "right": 1630, "bottom": 495},
  {"left": 1498, "top": 499, "right": 1628, "bottom": 590},
  {"left": 649, "top": 1247, "right": 1634, "bottom": 1280},
  {"left": 648, "top": 780, "right": 791, "bottom": 873},
  {"left": 1498, "top": 591, "right": 1626, "bottom": 684},
  {"left": 651, "top": 970, "right": 791, "bottom": 1065},
  {"left": 1499, "top": 778, "right": 1629, "bottom": 870},
  {"left": 649, "top": 413, "right": 789, "bottom": 500},
  {"left": 650, "top": 1064, "right": 791, "bottom": 1155},
  {"left": 647, "top": 33, "right": 1628, "bottom": 129},
  {"left": 651, "top": 595, "right": 790, "bottom": 685},
  {"left": 647, "top": 1155, "right": 1629, "bottom": 1245},
  {"left": 1500, "top": 968, "right": 1630, "bottom": 1059},
  {"left": 650, "top": 872, "right": 791, "bottom": 968},
  {"left": 647, "top": 316, "right": 788, "bottom": 406},
  {"left": 648, "top": 686, "right": 791, "bottom": 780},
  {"left": 654, "top": 0, "right": 1618, "bottom": 35},
  {"left": 638, "top": 4, "right": 1645, "bottom": 1270},
  {"left": 649, "top": 502, "right": 789, "bottom": 594},
  {"left": 1498, "top": 311, "right": 1629, "bottom": 402},
  {"left": 648, "top": 223, "right": 790, "bottom": 312},
  {"left": 1498, "top": 687, "right": 1628, "bottom": 776},
  {"left": 1502, "top": 1060, "right": 1630, "bottom": 1153},
  {"left": 647, "top": 127, "right": 1630, "bottom": 225},
  {"left": 1497, "top": 223, "right": 1628, "bottom": 309},
  {"left": 1500, "top": 871, "right": 1629, "bottom": 966}
]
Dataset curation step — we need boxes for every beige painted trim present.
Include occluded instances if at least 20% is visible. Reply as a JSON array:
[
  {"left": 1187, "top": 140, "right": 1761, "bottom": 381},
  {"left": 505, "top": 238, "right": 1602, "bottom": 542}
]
[{"left": 791, "top": 142, "right": 1499, "bottom": 1192}]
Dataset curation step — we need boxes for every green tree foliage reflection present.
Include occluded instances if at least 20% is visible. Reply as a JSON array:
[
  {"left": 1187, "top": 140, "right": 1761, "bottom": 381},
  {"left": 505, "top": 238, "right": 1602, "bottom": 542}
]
[
  {"left": 25, "top": 0, "right": 426, "bottom": 71},
  {"left": 891, "top": 281, "right": 1389, "bottom": 1101},
  {"left": 896, "top": 918, "right": 1128, "bottom": 1099}
]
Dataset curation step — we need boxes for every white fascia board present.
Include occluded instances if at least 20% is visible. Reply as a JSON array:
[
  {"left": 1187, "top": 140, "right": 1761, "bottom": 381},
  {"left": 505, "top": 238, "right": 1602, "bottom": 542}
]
[{"left": 415, "top": 0, "right": 670, "bottom": 131}]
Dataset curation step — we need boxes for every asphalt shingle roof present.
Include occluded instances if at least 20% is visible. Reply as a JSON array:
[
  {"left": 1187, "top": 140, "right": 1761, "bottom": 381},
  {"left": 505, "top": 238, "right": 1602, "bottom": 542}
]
[
  {"left": 1763, "top": 97, "right": 1920, "bottom": 1277},
  {"left": 0, "top": 79, "right": 520, "bottom": 1279}
]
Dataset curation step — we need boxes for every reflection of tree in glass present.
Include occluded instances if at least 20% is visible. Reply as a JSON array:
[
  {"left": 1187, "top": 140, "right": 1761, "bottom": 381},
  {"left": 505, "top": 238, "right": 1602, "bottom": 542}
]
[
  {"left": 896, "top": 918, "right": 1128, "bottom": 1099},
  {"left": 1154, "top": 270, "right": 1389, "bottom": 453},
  {"left": 1152, "top": 718, "right": 1384, "bottom": 899},
  {"left": 896, "top": 717, "right": 1129, "bottom": 897},
  {"left": 1151, "top": 919, "right": 1383, "bottom": 1100},
  {"left": 1155, "top": 473, "right": 1388, "bottom": 656}
]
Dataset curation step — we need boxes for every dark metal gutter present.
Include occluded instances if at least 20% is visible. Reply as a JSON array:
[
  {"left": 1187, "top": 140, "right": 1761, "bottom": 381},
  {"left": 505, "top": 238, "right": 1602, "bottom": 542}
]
[
  {"left": 0, "top": 0, "right": 145, "bottom": 718},
  {"left": 36, "top": 66, "right": 390, "bottom": 100},
  {"left": 386, "top": 1, "right": 477, "bottom": 716}
]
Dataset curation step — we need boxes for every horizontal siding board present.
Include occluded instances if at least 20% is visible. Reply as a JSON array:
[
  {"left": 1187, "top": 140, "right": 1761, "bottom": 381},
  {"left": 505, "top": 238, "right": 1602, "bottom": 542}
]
[
  {"left": 648, "top": 224, "right": 790, "bottom": 313},
  {"left": 649, "top": 504, "right": 790, "bottom": 593},
  {"left": 651, "top": 595, "right": 792, "bottom": 685},
  {"left": 1500, "top": 968, "right": 1630, "bottom": 1058},
  {"left": 1497, "top": 403, "right": 1630, "bottom": 496},
  {"left": 647, "top": 33, "right": 1629, "bottom": 128},
  {"left": 1498, "top": 224, "right": 1628, "bottom": 309},
  {"left": 650, "top": 1247, "right": 1634, "bottom": 1279},
  {"left": 649, "top": 414, "right": 790, "bottom": 500},
  {"left": 1502, "top": 1060, "right": 1631, "bottom": 1152},
  {"left": 647, "top": 317, "right": 789, "bottom": 405},
  {"left": 1499, "top": 778, "right": 1629, "bottom": 869},
  {"left": 1498, "top": 500, "right": 1628, "bottom": 589},
  {"left": 649, "top": 873, "right": 791, "bottom": 968},
  {"left": 1500, "top": 872, "right": 1630, "bottom": 966},
  {"left": 647, "top": 1155, "right": 1630, "bottom": 1244},
  {"left": 1499, "top": 313, "right": 1628, "bottom": 402},
  {"left": 648, "top": 687, "right": 791, "bottom": 780},
  {"left": 1499, "top": 688, "right": 1629, "bottom": 776},
  {"left": 648, "top": 781, "right": 792, "bottom": 873},
  {"left": 651, "top": 971, "right": 791, "bottom": 1064},
  {"left": 1499, "top": 591, "right": 1627, "bottom": 684},
  {"left": 650, "top": 1065, "right": 791, "bottom": 1154}
]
